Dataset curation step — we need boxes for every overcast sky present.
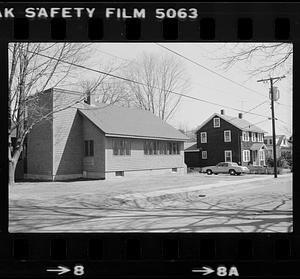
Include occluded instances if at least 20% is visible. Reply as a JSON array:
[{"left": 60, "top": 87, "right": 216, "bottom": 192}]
[{"left": 66, "top": 43, "right": 292, "bottom": 137}]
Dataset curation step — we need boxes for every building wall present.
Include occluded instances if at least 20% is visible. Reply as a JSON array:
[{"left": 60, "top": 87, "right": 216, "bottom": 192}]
[
  {"left": 241, "top": 132, "right": 266, "bottom": 166},
  {"left": 184, "top": 151, "right": 201, "bottom": 168},
  {"left": 82, "top": 116, "right": 106, "bottom": 179},
  {"left": 52, "top": 89, "right": 84, "bottom": 179},
  {"left": 26, "top": 89, "right": 53, "bottom": 178},
  {"left": 105, "top": 137, "right": 186, "bottom": 177},
  {"left": 196, "top": 116, "right": 241, "bottom": 167}
]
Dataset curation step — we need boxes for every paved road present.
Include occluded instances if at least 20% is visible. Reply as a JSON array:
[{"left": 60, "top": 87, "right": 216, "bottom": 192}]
[{"left": 9, "top": 173, "right": 292, "bottom": 232}]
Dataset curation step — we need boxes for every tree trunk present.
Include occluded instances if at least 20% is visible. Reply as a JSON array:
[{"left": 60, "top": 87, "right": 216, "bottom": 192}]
[
  {"left": 9, "top": 160, "right": 16, "bottom": 186},
  {"left": 9, "top": 147, "right": 22, "bottom": 186}
]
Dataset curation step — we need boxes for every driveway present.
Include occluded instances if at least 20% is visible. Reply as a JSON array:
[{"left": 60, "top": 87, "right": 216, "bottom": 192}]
[{"left": 9, "top": 173, "right": 292, "bottom": 232}]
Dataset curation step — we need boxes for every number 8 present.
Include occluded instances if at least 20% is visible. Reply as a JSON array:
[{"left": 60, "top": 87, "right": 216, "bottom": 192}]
[{"left": 74, "top": 265, "right": 84, "bottom": 276}]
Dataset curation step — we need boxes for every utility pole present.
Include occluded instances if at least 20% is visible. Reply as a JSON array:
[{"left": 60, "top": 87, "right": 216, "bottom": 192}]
[{"left": 257, "top": 75, "right": 285, "bottom": 178}]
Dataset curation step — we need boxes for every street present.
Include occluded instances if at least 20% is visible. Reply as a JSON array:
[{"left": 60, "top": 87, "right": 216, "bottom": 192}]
[{"left": 9, "top": 173, "right": 292, "bottom": 232}]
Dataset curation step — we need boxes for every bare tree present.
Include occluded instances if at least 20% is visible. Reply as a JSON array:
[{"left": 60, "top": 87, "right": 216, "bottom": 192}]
[
  {"left": 123, "top": 52, "right": 189, "bottom": 121},
  {"left": 79, "top": 75, "right": 132, "bottom": 107},
  {"left": 219, "top": 43, "right": 293, "bottom": 77},
  {"left": 8, "top": 42, "right": 89, "bottom": 185}
]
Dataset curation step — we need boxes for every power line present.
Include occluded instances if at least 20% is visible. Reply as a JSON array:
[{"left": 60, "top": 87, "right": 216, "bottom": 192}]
[
  {"left": 155, "top": 43, "right": 268, "bottom": 100},
  {"left": 93, "top": 47, "right": 245, "bottom": 98},
  {"left": 27, "top": 49, "right": 271, "bottom": 120},
  {"left": 93, "top": 47, "right": 271, "bottom": 119}
]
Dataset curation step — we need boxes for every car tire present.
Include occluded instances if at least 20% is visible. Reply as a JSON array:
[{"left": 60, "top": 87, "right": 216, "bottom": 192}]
[
  {"left": 206, "top": 169, "right": 213, "bottom": 175},
  {"left": 229, "top": 169, "right": 236, "bottom": 175}
]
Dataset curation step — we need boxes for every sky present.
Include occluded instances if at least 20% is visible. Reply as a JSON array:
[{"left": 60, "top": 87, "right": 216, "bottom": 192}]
[{"left": 65, "top": 43, "right": 293, "bottom": 137}]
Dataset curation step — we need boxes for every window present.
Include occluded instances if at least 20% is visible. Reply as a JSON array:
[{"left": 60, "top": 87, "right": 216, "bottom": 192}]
[
  {"left": 269, "top": 149, "right": 273, "bottom": 157},
  {"left": 242, "top": 131, "right": 249, "bottom": 141},
  {"left": 144, "top": 141, "right": 179, "bottom": 155},
  {"left": 251, "top": 132, "right": 257, "bottom": 142},
  {"left": 269, "top": 139, "right": 273, "bottom": 145},
  {"left": 243, "top": 150, "right": 250, "bottom": 162},
  {"left": 84, "top": 140, "right": 94, "bottom": 157},
  {"left": 224, "top": 130, "right": 231, "bottom": 142},
  {"left": 172, "top": 168, "right": 178, "bottom": 172},
  {"left": 202, "top": 151, "right": 207, "bottom": 159},
  {"left": 259, "top": 150, "right": 265, "bottom": 161},
  {"left": 115, "top": 171, "right": 124, "bottom": 176},
  {"left": 224, "top": 150, "right": 232, "bottom": 162},
  {"left": 200, "top": 132, "right": 207, "bottom": 143},
  {"left": 159, "top": 141, "right": 167, "bottom": 155},
  {"left": 113, "top": 139, "right": 131, "bottom": 156},
  {"left": 213, "top": 117, "right": 220, "bottom": 128},
  {"left": 257, "top": 133, "right": 263, "bottom": 142},
  {"left": 264, "top": 139, "right": 268, "bottom": 144}
]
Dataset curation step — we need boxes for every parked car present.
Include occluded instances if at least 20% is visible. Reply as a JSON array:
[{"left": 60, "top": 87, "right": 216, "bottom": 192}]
[{"left": 201, "top": 162, "right": 249, "bottom": 175}]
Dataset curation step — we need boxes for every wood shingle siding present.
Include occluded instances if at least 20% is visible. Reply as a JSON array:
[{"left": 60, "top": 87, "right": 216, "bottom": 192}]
[
  {"left": 105, "top": 138, "right": 185, "bottom": 173},
  {"left": 26, "top": 89, "right": 53, "bottom": 179}
]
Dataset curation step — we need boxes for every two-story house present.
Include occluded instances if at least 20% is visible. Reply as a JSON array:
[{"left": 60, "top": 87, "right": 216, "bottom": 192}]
[
  {"left": 264, "top": 135, "right": 292, "bottom": 159},
  {"left": 196, "top": 110, "right": 267, "bottom": 167}
]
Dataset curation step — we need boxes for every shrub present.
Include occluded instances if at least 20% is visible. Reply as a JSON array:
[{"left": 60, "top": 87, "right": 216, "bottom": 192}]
[{"left": 266, "top": 156, "right": 290, "bottom": 168}]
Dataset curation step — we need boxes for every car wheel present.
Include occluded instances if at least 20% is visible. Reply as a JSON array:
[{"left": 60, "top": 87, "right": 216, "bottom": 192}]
[
  {"left": 206, "top": 169, "right": 213, "bottom": 175},
  {"left": 229, "top": 169, "right": 236, "bottom": 175}
]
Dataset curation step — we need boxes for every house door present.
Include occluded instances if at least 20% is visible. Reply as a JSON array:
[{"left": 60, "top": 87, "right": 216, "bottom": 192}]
[{"left": 252, "top": 150, "right": 258, "bottom": 165}]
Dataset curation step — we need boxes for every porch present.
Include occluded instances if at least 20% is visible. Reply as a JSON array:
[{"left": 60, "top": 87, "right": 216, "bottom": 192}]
[{"left": 250, "top": 143, "right": 267, "bottom": 166}]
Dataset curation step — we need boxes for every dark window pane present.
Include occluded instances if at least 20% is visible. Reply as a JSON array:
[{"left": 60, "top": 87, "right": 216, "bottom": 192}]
[
  {"left": 84, "top": 141, "right": 89, "bottom": 156},
  {"left": 149, "top": 141, "right": 153, "bottom": 155},
  {"left": 89, "top": 140, "right": 94, "bottom": 156},
  {"left": 120, "top": 140, "right": 125, "bottom": 155},
  {"left": 126, "top": 140, "right": 131, "bottom": 155}
]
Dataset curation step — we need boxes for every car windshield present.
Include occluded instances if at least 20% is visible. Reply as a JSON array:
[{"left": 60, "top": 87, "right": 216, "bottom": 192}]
[
  {"left": 231, "top": 163, "right": 238, "bottom": 166},
  {"left": 216, "top": 163, "right": 223, "bottom": 166}
]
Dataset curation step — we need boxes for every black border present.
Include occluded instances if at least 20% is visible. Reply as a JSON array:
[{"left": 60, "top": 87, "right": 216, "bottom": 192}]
[{"left": 0, "top": 2, "right": 299, "bottom": 278}]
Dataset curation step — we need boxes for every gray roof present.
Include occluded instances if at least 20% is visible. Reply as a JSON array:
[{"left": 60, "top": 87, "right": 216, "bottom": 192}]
[
  {"left": 196, "top": 113, "right": 266, "bottom": 133},
  {"left": 184, "top": 143, "right": 200, "bottom": 152},
  {"left": 250, "top": 143, "right": 267, "bottom": 151},
  {"left": 264, "top": 135, "right": 285, "bottom": 146},
  {"left": 78, "top": 103, "right": 188, "bottom": 141}
]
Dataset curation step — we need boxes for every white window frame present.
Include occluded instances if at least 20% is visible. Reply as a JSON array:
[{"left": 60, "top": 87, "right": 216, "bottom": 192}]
[
  {"left": 224, "top": 150, "right": 232, "bottom": 162},
  {"left": 257, "top": 133, "right": 263, "bottom": 142},
  {"left": 259, "top": 150, "right": 265, "bottom": 161},
  {"left": 213, "top": 117, "right": 220, "bottom": 128},
  {"left": 243, "top": 150, "right": 250, "bottom": 162},
  {"left": 251, "top": 132, "right": 257, "bottom": 142},
  {"left": 200, "top": 132, "right": 207, "bottom": 143},
  {"left": 242, "top": 131, "right": 249, "bottom": 141},
  {"left": 224, "top": 130, "right": 231, "bottom": 142},
  {"left": 202, "top": 151, "right": 207, "bottom": 159}
]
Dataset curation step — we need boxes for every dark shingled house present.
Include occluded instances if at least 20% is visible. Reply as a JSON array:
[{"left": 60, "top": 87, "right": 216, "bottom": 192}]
[{"left": 196, "top": 110, "right": 267, "bottom": 168}]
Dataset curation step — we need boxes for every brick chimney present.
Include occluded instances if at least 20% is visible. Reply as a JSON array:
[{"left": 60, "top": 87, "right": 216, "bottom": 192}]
[
  {"left": 238, "top": 113, "right": 243, "bottom": 119},
  {"left": 84, "top": 90, "right": 97, "bottom": 106},
  {"left": 220, "top": 109, "right": 225, "bottom": 115}
]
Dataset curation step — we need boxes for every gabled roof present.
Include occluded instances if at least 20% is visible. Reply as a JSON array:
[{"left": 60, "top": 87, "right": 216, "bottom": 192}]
[
  {"left": 250, "top": 143, "right": 267, "bottom": 151},
  {"left": 184, "top": 142, "right": 200, "bottom": 152},
  {"left": 196, "top": 113, "right": 266, "bottom": 133},
  {"left": 184, "top": 144, "right": 200, "bottom": 152},
  {"left": 264, "top": 135, "right": 286, "bottom": 146},
  {"left": 78, "top": 103, "right": 188, "bottom": 141}
]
